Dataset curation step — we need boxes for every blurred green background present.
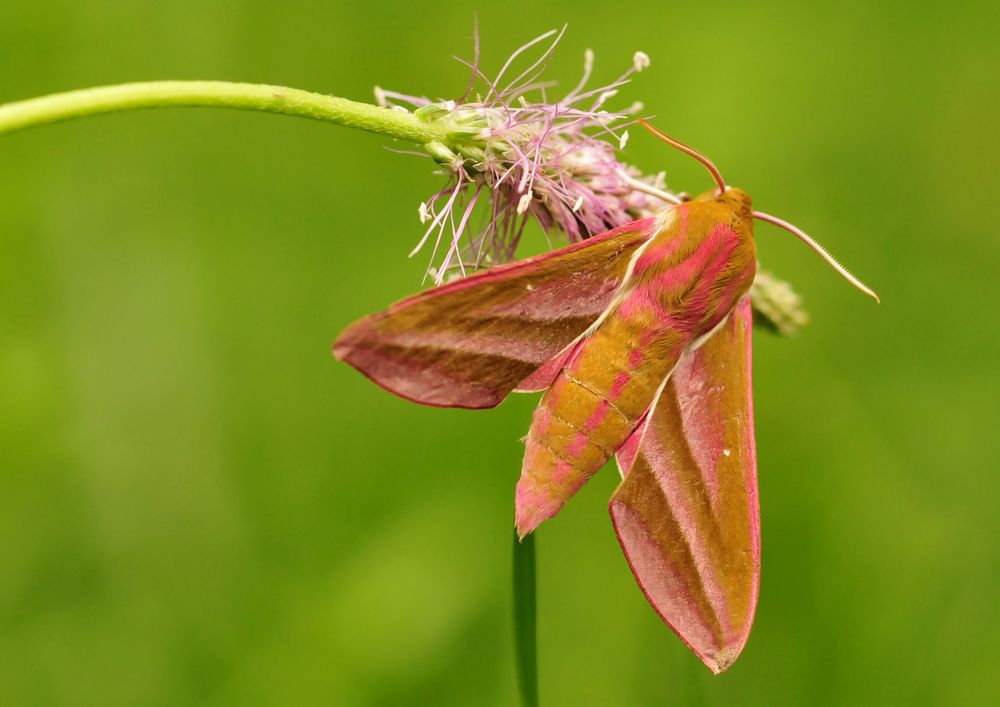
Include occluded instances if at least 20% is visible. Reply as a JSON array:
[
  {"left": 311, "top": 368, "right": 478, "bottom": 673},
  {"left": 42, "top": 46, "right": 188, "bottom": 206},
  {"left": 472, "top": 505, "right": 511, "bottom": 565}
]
[{"left": 2, "top": 1, "right": 998, "bottom": 705}]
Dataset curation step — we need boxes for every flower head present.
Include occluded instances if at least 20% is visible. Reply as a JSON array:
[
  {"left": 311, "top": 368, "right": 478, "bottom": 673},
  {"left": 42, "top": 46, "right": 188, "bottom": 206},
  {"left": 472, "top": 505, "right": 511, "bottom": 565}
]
[{"left": 376, "top": 28, "right": 679, "bottom": 282}]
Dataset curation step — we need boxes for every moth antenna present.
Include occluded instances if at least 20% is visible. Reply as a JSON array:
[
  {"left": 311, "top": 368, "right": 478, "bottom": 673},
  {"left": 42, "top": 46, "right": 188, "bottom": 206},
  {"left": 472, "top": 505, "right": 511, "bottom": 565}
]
[
  {"left": 638, "top": 120, "right": 726, "bottom": 194},
  {"left": 753, "top": 210, "right": 880, "bottom": 303}
]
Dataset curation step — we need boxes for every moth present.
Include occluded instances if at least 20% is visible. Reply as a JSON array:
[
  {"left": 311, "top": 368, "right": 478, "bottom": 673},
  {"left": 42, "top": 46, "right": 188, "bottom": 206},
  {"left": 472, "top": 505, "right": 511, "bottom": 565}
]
[{"left": 334, "top": 122, "right": 877, "bottom": 673}]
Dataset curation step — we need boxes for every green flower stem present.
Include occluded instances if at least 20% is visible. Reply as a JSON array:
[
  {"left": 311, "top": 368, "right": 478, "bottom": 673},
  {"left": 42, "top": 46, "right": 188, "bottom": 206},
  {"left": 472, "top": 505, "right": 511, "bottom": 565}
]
[
  {"left": 513, "top": 531, "right": 538, "bottom": 707},
  {"left": 0, "top": 80, "right": 450, "bottom": 144}
]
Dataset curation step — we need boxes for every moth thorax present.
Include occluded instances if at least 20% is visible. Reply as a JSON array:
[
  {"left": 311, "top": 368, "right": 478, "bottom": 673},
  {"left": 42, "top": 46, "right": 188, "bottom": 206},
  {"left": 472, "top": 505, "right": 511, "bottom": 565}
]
[{"left": 693, "top": 186, "right": 752, "bottom": 216}]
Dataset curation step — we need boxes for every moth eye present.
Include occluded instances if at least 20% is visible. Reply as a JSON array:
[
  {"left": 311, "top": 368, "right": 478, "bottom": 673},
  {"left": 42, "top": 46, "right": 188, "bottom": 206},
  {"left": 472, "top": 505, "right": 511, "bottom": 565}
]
[{"left": 678, "top": 192, "right": 693, "bottom": 202}]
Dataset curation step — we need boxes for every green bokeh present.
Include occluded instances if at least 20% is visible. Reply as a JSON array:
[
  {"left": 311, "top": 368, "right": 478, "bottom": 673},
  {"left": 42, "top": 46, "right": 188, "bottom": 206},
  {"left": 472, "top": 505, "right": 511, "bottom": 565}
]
[{"left": 2, "top": 2, "right": 998, "bottom": 705}]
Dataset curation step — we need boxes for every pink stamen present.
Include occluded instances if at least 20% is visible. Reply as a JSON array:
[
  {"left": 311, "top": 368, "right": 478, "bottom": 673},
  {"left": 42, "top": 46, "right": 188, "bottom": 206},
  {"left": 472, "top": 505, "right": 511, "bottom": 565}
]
[
  {"left": 457, "top": 16, "right": 481, "bottom": 104},
  {"left": 486, "top": 28, "right": 561, "bottom": 102},
  {"left": 499, "top": 26, "right": 566, "bottom": 99},
  {"left": 440, "top": 183, "right": 483, "bottom": 282},
  {"left": 384, "top": 29, "right": 677, "bottom": 280}
]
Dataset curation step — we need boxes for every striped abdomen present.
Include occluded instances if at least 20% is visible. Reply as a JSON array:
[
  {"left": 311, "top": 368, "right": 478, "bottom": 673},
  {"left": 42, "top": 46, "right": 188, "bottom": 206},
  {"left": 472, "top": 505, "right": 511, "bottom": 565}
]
[{"left": 515, "top": 198, "right": 756, "bottom": 535}]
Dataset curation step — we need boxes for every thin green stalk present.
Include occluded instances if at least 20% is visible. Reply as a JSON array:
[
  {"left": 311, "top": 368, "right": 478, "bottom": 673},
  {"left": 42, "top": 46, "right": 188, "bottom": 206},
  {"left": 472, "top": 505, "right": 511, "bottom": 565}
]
[
  {"left": 0, "top": 81, "right": 450, "bottom": 144},
  {"left": 513, "top": 531, "right": 538, "bottom": 707}
]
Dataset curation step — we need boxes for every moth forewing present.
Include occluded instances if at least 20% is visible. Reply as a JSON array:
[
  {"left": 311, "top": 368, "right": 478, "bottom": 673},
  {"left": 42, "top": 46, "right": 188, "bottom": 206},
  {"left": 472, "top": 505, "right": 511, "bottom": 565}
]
[
  {"left": 609, "top": 297, "right": 759, "bottom": 674},
  {"left": 333, "top": 218, "right": 657, "bottom": 408}
]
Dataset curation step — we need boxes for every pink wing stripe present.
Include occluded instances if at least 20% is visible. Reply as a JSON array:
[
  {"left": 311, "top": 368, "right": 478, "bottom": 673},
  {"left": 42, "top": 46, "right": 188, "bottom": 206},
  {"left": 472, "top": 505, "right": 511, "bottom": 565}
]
[
  {"left": 649, "top": 223, "right": 733, "bottom": 293},
  {"left": 515, "top": 338, "right": 582, "bottom": 393},
  {"left": 614, "top": 408, "right": 649, "bottom": 478},
  {"left": 630, "top": 416, "right": 734, "bottom": 637},
  {"left": 386, "top": 218, "right": 657, "bottom": 310},
  {"left": 609, "top": 298, "right": 759, "bottom": 674},
  {"left": 633, "top": 205, "right": 688, "bottom": 275},
  {"left": 670, "top": 349, "right": 726, "bottom": 508}
]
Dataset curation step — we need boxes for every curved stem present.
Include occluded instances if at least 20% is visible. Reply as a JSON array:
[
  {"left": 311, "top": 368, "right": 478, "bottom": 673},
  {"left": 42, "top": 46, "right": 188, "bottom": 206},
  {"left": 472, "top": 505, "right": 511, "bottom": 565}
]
[{"left": 0, "top": 81, "right": 450, "bottom": 144}]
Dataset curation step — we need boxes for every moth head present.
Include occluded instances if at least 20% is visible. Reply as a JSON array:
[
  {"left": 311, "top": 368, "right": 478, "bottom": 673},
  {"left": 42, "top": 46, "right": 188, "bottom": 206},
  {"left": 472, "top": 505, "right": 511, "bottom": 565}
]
[
  {"left": 638, "top": 120, "right": 879, "bottom": 303},
  {"left": 695, "top": 186, "right": 753, "bottom": 217}
]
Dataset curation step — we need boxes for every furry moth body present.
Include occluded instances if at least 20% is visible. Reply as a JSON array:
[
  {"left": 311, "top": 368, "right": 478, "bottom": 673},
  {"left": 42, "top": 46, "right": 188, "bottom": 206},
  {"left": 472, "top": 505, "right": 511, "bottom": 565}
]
[{"left": 335, "top": 187, "right": 760, "bottom": 673}]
